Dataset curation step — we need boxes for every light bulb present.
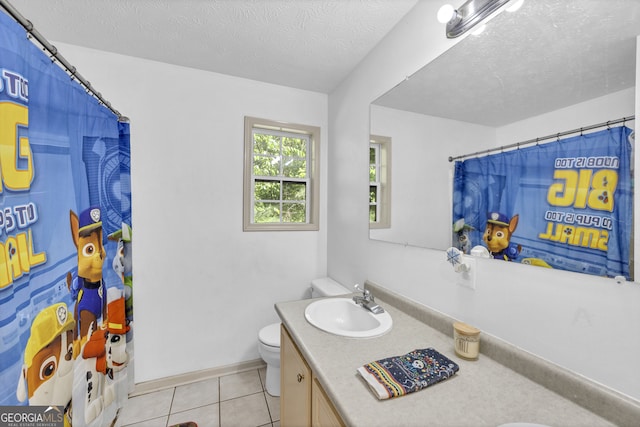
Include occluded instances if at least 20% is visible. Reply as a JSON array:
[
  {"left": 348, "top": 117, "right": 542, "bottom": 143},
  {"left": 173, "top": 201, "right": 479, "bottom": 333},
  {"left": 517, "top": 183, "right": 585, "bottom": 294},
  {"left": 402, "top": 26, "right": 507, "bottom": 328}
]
[
  {"left": 437, "top": 4, "right": 456, "bottom": 24},
  {"left": 471, "top": 24, "right": 486, "bottom": 36},
  {"left": 506, "top": 0, "right": 524, "bottom": 13}
]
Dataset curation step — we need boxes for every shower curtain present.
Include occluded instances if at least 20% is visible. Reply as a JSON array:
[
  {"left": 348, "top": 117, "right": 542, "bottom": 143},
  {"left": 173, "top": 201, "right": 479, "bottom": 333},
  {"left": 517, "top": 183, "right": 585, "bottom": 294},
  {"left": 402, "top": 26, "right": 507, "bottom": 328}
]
[
  {"left": 0, "top": 10, "right": 133, "bottom": 427},
  {"left": 452, "top": 126, "right": 633, "bottom": 279}
]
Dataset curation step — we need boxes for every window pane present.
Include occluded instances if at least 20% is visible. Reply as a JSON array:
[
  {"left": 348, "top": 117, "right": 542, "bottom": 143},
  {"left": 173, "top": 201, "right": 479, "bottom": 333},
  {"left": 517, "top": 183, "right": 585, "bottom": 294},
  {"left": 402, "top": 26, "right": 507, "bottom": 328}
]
[
  {"left": 244, "top": 117, "right": 319, "bottom": 231},
  {"left": 369, "top": 205, "right": 377, "bottom": 222},
  {"left": 370, "top": 185, "right": 377, "bottom": 203},
  {"left": 283, "top": 182, "right": 306, "bottom": 201},
  {"left": 255, "top": 180, "right": 280, "bottom": 200},
  {"left": 370, "top": 147, "right": 376, "bottom": 163},
  {"left": 283, "top": 136, "right": 307, "bottom": 157},
  {"left": 370, "top": 165, "right": 377, "bottom": 182},
  {"left": 254, "top": 155, "right": 280, "bottom": 176},
  {"left": 254, "top": 133, "right": 280, "bottom": 156},
  {"left": 282, "top": 202, "right": 306, "bottom": 223},
  {"left": 254, "top": 202, "right": 280, "bottom": 223},
  {"left": 283, "top": 159, "right": 307, "bottom": 178}
]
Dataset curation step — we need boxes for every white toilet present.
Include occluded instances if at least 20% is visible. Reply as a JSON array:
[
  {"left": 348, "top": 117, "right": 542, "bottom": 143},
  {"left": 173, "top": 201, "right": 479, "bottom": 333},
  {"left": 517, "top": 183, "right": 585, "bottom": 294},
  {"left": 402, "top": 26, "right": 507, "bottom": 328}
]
[{"left": 258, "top": 277, "right": 349, "bottom": 396}]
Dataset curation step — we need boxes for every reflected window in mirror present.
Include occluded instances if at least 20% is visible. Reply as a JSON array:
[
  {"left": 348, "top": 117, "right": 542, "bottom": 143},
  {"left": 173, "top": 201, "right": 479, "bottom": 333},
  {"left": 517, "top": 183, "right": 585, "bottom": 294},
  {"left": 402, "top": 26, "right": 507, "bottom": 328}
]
[{"left": 369, "top": 135, "right": 391, "bottom": 229}]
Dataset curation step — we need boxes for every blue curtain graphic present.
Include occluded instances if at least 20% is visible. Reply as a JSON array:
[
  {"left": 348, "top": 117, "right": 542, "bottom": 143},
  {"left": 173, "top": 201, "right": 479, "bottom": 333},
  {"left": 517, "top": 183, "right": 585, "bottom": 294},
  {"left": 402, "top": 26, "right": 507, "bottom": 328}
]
[
  {"left": 453, "top": 126, "right": 633, "bottom": 279},
  {"left": 0, "top": 10, "right": 133, "bottom": 426}
]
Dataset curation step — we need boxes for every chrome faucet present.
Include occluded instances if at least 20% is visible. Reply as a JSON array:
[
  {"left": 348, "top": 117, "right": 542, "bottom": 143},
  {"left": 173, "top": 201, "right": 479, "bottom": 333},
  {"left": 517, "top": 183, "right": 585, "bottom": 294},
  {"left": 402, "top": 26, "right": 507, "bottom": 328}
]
[{"left": 353, "top": 284, "right": 385, "bottom": 314}]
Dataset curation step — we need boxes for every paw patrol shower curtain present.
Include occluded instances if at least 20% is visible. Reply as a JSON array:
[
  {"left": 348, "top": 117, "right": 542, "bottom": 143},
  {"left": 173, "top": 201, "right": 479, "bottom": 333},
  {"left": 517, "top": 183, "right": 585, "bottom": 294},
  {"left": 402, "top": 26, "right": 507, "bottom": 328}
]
[
  {"left": 453, "top": 126, "right": 632, "bottom": 279},
  {"left": 0, "top": 9, "right": 133, "bottom": 427}
]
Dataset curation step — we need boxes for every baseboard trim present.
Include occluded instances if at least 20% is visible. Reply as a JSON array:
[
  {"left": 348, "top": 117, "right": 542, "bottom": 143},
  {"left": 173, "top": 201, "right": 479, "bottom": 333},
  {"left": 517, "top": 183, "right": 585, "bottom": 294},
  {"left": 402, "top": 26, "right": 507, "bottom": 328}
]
[{"left": 130, "top": 359, "right": 267, "bottom": 396}]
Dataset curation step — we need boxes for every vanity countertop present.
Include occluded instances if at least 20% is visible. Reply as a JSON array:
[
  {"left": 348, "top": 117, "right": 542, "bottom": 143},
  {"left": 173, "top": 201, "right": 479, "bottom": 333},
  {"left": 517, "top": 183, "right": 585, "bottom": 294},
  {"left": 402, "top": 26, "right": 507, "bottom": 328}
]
[{"left": 275, "top": 282, "right": 640, "bottom": 427}]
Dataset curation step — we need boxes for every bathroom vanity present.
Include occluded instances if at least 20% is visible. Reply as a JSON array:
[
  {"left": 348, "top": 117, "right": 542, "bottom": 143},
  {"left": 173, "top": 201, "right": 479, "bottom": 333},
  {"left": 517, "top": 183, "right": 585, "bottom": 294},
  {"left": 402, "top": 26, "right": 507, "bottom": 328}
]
[
  {"left": 280, "top": 325, "right": 345, "bottom": 426},
  {"left": 275, "top": 281, "right": 640, "bottom": 427}
]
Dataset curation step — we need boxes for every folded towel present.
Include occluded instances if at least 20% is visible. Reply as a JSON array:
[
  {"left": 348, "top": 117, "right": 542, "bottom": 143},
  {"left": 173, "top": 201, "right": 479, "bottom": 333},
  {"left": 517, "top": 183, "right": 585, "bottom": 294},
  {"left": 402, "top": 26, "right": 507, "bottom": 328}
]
[{"left": 357, "top": 348, "right": 459, "bottom": 399}]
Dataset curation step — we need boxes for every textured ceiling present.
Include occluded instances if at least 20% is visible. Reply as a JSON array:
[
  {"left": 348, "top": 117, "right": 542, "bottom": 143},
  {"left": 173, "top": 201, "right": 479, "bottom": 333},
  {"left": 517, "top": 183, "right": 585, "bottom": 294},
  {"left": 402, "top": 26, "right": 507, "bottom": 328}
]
[
  {"left": 8, "top": 0, "right": 419, "bottom": 93},
  {"left": 7, "top": 1, "right": 637, "bottom": 125},
  {"left": 375, "top": 0, "right": 640, "bottom": 126}
]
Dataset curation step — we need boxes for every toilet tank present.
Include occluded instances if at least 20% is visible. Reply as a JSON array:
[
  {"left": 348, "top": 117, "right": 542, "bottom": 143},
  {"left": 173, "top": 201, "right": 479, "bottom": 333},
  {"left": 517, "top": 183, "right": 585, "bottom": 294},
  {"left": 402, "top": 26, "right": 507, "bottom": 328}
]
[{"left": 310, "top": 277, "right": 350, "bottom": 298}]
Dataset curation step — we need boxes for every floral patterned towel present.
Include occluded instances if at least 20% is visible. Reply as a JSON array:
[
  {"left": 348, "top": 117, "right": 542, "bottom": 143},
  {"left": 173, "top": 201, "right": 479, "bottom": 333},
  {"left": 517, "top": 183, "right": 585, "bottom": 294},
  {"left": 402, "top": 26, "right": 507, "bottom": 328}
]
[{"left": 357, "top": 348, "right": 460, "bottom": 399}]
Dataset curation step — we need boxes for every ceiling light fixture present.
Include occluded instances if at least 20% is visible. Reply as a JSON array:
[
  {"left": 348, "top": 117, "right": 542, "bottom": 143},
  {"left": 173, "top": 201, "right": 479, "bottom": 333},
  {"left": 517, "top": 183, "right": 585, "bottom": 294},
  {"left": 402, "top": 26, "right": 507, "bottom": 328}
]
[{"left": 437, "top": 0, "right": 517, "bottom": 38}]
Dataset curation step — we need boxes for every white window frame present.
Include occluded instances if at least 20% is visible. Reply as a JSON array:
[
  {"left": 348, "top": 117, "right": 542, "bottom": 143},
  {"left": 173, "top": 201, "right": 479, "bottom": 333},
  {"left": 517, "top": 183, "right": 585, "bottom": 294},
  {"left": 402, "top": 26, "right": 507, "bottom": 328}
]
[
  {"left": 243, "top": 116, "right": 320, "bottom": 231},
  {"left": 369, "top": 135, "right": 391, "bottom": 229}
]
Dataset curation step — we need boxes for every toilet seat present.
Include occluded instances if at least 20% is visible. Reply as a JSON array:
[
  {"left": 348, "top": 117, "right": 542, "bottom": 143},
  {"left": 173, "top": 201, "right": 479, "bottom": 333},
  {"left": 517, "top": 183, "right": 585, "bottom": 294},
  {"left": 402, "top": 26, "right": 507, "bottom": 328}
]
[{"left": 259, "top": 323, "right": 281, "bottom": 348}]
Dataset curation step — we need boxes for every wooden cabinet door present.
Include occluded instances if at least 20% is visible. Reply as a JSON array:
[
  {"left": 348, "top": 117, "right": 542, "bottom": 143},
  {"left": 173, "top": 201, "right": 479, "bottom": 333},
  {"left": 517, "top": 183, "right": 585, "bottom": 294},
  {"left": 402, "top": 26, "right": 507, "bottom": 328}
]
[
  {"left": 311, "top": 375, "right": 345, "bottom": 427},
  {"left": 281, "top": 325, "right": 312, "bottom": 427}
]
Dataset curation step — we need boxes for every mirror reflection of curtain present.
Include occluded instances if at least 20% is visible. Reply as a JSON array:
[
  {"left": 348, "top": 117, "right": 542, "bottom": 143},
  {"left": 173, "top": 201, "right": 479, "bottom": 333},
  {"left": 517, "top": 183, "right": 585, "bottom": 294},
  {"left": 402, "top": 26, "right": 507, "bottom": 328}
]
[
  {"left": 453, "top": 126, "right": 632, "bottom": 279},
  {"left": 0, "top": 10, "right": 133, "bottom": 426}
]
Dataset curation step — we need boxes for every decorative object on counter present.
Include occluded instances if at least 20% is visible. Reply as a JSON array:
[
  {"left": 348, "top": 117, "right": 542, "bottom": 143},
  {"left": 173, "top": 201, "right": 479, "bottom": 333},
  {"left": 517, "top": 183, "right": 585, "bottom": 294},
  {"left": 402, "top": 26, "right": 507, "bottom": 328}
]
[
  {"left": 453, "top": 322, "right": 481, "bottom": 360},
  {"left": 470, "top": 245, "right": 491, "bottom": 258},
  {"left": 446, "top": 246, "right": 470, "bottom": 272},
  {"left": 614, "top": 275, "right": 627, "bottom": 284},
  {"left": 357, "top": 348, "right": 459, "bottom": 400}
]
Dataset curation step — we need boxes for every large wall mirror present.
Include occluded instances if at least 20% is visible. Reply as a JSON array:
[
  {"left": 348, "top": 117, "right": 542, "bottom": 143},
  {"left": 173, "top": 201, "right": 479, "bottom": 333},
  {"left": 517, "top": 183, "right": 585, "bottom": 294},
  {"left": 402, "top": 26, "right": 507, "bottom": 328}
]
[{"left": 369, "top": 0, "right": 638, "bottom": 255}]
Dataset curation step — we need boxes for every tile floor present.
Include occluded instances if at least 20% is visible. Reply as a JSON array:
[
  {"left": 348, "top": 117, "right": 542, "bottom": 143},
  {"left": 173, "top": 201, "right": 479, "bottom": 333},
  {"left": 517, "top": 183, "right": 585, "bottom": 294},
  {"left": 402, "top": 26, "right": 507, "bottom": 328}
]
[{"left": 115, "top": 367, "right": 280, "bottom": 427}]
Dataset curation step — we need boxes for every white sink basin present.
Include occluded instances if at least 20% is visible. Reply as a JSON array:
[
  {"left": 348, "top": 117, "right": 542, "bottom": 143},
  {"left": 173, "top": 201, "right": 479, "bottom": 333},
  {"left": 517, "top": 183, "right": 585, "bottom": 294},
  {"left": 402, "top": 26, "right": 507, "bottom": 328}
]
[
  {"left": 497, "top": 424, "right": 551, "bottom": 427},
  {"left": 304, "top": 298, "right": 392, "bottom": 338}
]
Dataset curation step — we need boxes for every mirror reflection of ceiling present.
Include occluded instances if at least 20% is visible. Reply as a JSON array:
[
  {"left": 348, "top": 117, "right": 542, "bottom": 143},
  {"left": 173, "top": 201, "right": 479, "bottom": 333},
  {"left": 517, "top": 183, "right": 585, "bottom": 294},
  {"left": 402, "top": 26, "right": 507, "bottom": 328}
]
[{"left": 374, "top": 0, "right": 639, "bottom": 127}]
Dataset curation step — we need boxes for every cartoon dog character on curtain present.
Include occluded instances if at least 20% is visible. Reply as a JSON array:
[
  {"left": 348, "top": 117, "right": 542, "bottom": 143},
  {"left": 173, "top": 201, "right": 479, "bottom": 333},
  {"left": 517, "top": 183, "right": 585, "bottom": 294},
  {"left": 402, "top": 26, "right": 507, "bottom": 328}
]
[
  {"left": 69, "top": 207, "right": 106, "bottom": 356},
  {"left": 81, "top": 293, "right": 130, "bottom": 424},
  {"left": 16, "top": 302, "right": 74, "bottom": 422},
  {"left": 108, "top": 224, "right": 133, "bottom": 324},
  {"left": 452, "top": 218, "right": 474, "bottom": 254},
  {"left": 483, "top": 212, "right": 521, "bottom": 261}
]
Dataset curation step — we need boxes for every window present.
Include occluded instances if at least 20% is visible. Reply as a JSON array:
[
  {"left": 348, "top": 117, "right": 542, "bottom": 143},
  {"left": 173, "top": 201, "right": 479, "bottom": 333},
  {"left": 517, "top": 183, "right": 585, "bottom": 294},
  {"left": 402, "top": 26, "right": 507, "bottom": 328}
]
[
  {"left": 244, "top": 116, "right": 320, "bottom": 231},
  {"left": 369, "top": 135, "right": 391, "bottom": 229}
]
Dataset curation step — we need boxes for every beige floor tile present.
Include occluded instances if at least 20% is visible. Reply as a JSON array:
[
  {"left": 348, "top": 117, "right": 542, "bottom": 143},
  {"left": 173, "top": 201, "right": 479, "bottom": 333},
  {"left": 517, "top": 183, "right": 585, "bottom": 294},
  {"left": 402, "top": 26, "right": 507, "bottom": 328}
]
[
  {"left": 116, "top": 416, "right": 168, "bottom": 427},
  {"left": 258, "top": 367, "right": 267, "bottom": 389},
  {"left": 219, "top": 370, "right": 263, "bottom": 401},
  {"left": 172, "top": 377, "right": 220, "bottom": 413},
  {"left": 168, "top": 403, "right": 219, "bottom": 427},
  {"left": 265, "top": 392, "right": 280, "bottom": 422},
  {"left": 116, "top": 369, "right": 279, "bottom": 426},
  {"left": 116, "top": 388, "right": 174, "bottom": 426},
  {"left": 220, "top": 393, "right": 271, "bottom": 427}
]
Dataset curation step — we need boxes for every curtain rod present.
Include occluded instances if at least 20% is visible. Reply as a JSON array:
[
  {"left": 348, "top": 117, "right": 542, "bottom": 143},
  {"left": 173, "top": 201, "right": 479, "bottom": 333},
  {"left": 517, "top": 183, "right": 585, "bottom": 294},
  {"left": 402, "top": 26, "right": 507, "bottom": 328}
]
[
  {"left": 0, "top": 0, "right": 129, "bottom": 122},
  {"left": 448, "top": 115, "right": 635, "bottom": 162}
]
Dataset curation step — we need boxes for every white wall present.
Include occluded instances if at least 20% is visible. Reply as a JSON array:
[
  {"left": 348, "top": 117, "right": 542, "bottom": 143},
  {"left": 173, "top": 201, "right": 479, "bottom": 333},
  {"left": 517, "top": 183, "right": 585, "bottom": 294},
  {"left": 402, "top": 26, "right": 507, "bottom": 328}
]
[
  {"left": 328, "top": 1, "right": 640, "bottom": 400},
  {"left": 497, "top": 87, "right": 635, "bottom": 146},
  {"left": 369, "top": 105, "right": 495, "bottom": 247},
  {"left": 54, "top": 43, "right": 328, "bottom": 382}
]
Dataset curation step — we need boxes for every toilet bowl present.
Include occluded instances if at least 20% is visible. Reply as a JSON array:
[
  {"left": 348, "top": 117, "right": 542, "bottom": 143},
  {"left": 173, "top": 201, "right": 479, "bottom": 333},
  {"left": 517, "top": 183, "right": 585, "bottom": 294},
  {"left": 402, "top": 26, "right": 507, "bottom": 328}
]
[
  {"left": 258, "top": 323, "right": 281, "bottom": 396},
  {"left": 258, "top": 277, "right": 349, "bottom": 396}
]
